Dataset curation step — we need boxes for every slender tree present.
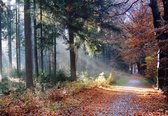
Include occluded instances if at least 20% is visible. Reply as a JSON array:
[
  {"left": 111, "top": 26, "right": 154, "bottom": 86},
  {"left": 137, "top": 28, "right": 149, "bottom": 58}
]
[
  {"left": 53, "top": 37, "right": 56, "bottom": 77},
  {"left": 40, "top": 0, "right": 44, "bottom": 74},
  {"left": 0, "top": 7, "right": 2, "bottom": 76},
  {"left": 24, "top": 0, "right": 33, "bottom": 88},
  {"left": 16, "top": 0, "right": 21, "bottom": 77},
  {"left": 33, "top": 0, "right": 39, "bottom": 78},
  {"left": 7, "top": 0, "right": 12, "bottom": 73}
]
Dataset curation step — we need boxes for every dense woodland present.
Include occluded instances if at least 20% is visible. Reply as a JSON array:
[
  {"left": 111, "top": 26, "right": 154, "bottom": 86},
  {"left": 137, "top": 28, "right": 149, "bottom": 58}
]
[{"left": 0, "top": 0, "right": 168, "bottom": 115}]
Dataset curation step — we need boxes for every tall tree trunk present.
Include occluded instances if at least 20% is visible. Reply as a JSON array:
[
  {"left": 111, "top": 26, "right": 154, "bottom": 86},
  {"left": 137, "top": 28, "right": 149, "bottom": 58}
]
[
  {"left": 33, "top": 0, "right": 39, "bottom": 78},
  {"left": 16, "top": 0, "right": 20, "bottom": 78},
  {"left": 69, "top": 28, "right": 76, "bottom": 81},
  {"left": 0, "top": 8, "right": 2, "bottom": 76},
  {"left": 48, "top": 51, "right": 51, "bottom": 75},
  {"left": 150, "top": 0, "right": 168, "bottom": 89},
  {"left": 40, "top": 0, "right": 43, "bottom": 73},
  {"left": 7, "top": 1, "right": 12, "bottom": 73},
  {"left": 160, "top": 0, "right": 168, "bottom": 87},
  {"left": 24, "top": 0, "right": 33, "bottom": 88},
  {"left": 53, "top": 37, "right": 56, "bottom": 77},
  {"left": 66, "top": 0, "right": 77, "bottom": 81}
]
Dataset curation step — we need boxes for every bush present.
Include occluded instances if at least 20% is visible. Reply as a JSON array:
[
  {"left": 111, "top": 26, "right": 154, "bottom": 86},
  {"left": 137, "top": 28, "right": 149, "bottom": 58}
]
[
  {"left": 0, "top": 77, "right": 11, "bottom": 95},
  {"left": 145, "top": 56, "right": 157, "bottom": 82},
  {"left": 46, "top": 70, "right": 70, "bottom": 85},
  {"left": 56, "top": 70, "right": 70, "bottom": 82},
  {"left": 9, "top": 68, "right": 26, "bottom": 79}
]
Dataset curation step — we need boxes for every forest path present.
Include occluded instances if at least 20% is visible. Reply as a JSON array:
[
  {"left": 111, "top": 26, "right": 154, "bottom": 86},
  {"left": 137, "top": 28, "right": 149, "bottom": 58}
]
[{"left": 56, "top": 75, "right": 168, "bottom": 116}]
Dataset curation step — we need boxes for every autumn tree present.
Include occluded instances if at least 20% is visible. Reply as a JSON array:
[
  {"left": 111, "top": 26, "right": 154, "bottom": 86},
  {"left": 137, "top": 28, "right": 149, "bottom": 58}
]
[
  {"left": 150, "top": 0, "right": 168, "bottom": 89},
  {"left": 121, "top": 3, "right": 158, "bottom": 77}
]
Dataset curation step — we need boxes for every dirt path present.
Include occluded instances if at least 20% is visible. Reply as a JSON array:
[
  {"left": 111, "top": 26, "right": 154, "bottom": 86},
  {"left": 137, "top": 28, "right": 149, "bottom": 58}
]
[{"left": 56, "top": 75, "right": 168, "bottom": 116}]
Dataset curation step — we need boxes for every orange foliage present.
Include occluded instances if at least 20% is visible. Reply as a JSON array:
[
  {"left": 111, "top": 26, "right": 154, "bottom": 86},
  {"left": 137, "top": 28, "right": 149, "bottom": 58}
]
[{"left": 121, "top": 3, "right": 158, "bottom": 71}]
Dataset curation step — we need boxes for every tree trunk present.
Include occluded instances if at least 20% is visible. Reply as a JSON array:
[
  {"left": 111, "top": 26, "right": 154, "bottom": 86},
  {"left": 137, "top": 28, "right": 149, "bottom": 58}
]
[
  {"left": 53, "top": 37, "right": 56, "bottom": 77},
  {"left": 0, "top": 8, "right": 2, "bottom": 76},
  {"left": 33, "top": 0, "right": 39, "bottom": 78},
  {"left": 40, "top": 0, "right": 44, "bottom": 73},
  {"left": 160, "top": 0, "right": 168, "bottom": 87},
  {"left": 16, "top": 0, "right": 21, "bottom": 78},
  {"left": 24, "top": 0, "right": 33, "bottom": 88},
  {"left": 48, "top": 51, "right": 51, "bottom": 75},
  {"left": 7, "top": 1, "right": 12, "bottom": 73},
  {"left": 162, "top": 0, "right": 168, "bottom": 20},
  {"left": 69, "top": 28, "right": 76, "bottom": 81},
  {"left": 150, "top": 0, "right": 168, "bottom": 89}
]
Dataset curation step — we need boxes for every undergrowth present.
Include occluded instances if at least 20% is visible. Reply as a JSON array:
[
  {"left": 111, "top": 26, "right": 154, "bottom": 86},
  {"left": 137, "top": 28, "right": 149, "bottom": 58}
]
[{"left": 0, "top": 71, "right": 119, "bottom": 115}]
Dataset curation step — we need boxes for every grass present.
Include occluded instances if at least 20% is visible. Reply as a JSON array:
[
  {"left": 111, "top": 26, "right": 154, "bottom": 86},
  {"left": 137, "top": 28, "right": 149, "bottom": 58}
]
[
  {"left": 115, "top": 78, "right": 129, "bottom": 86},
  {"left": 140, "top": 79, "right": 153, "bottom": 85}
]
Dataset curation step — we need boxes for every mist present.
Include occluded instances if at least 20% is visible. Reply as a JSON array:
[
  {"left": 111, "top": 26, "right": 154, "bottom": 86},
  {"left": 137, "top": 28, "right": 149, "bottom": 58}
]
[{"left": 56, "top": 38, "right": 115, "bottom": 79}]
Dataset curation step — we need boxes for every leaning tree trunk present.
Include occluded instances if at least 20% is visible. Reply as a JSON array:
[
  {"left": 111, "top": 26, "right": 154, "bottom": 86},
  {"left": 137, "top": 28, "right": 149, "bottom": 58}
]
[{"left": 24, "top": 0, "right": 33, "bottom": 88}]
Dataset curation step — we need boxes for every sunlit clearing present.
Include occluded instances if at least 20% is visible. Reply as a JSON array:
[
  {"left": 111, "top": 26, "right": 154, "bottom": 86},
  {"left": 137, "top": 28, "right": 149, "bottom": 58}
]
[{"left": 99, "top": 85, "right": 159, "bottom": 94}]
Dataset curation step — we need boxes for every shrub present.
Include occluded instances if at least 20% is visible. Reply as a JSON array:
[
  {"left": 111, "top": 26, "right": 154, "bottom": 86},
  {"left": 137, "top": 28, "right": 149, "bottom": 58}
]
[
  {"left": 46, "top": 70, "right": 70, "bottom": 85},
  {"left": 9, "top": 68, "right": 26, "bottom": 79},
  {"left": 145, "top": 56, "right": 157, "bottom": 82},
  {"left": 56, "top": 70, "right": 70, "bottom": 82},
  {"left": 106, "top": 72, "right": 115, "bottom": 84},
  {"left": 0, "top": 77, "right": 11, "bottom": 95}
]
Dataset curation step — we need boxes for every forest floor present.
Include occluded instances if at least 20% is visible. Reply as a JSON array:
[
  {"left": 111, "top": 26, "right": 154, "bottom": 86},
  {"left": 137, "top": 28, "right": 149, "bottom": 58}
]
[
  {"left": 1, "top": 74, "right": 168, "bottom": 116},
  {"left": 56, "top": 74, "right": 168, "bottom": 116}
]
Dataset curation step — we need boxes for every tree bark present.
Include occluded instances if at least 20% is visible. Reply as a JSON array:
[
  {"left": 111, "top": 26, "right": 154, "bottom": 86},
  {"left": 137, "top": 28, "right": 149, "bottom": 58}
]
[
  {"left": 7, "top": 1, "right": 12, "bottom": 73},
  {"left": 40, "top": 0, "right": 44, "bottom": 73},
  {"left": 53, "top": 37, "right": 56, "bottom": 77},
  {"left": 69, "top": 28, "right": 76, "bottom": 81},
  {"left": 160, "top": 0, "right": 168, "bottom": 87},
  {"left": 24, "top": 0, "right": 33, "bottom": 88},
  {"left": 162, "top": 0, "right": 168, "bottom": 20},
  {"left": 16, "top": 0, "right": 21, "bottom": 78},
  {"left": 150, "top": 0, "right": 168, "bottom": 89},
  {"left": 33, "top": 0, "right": 39, "bottom": 78},
  {"left": 0, "top": 8, "right": 2, "bottom": 76}
]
